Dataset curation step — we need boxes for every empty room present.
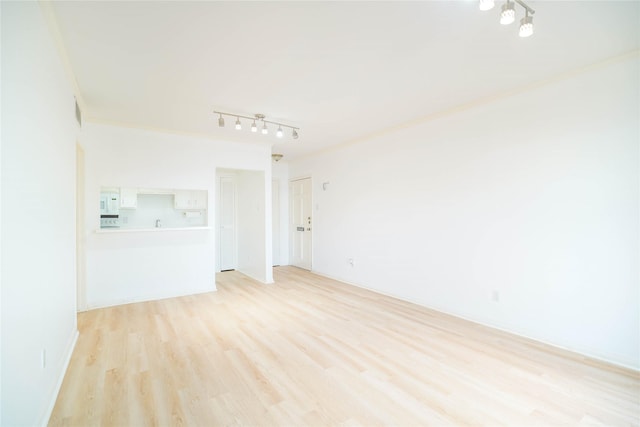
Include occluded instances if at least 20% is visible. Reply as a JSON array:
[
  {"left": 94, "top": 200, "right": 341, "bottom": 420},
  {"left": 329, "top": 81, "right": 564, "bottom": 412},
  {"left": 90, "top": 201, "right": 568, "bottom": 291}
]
[{"left": 1, "top": 1, "right": 639, "bottom": 426}]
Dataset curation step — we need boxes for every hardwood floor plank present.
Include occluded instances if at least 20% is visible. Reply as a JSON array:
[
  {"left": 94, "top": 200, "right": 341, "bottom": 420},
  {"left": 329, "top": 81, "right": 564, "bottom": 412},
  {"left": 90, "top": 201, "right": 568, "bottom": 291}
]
[{"left": 49, "top": 267, "right": 640, "bottom": 426}]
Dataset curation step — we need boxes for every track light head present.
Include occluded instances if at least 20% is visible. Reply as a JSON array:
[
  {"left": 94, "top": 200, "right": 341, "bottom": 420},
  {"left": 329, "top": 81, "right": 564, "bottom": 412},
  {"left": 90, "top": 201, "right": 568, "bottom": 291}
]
[
  {"left": 519, "top": 12, "right": 534, "bottom": 37},
  {"left": 292, "top": 129, "right": 299, "bottom": 139},
  {"left": 276, "top": 126, "right": 283, "bottom": 138},
  {"left": 218, "top": 114, "right": 224, "bottom": 127},
  {"left": 500, "top": 1, "right": 515, "bottom": 25},
  {"left": 479, "top": 0, "right": 495, "bottom": 11},
  {"left": 235, "top": 117, "right": 241, "bottom": 130},
  {"left": 262, "top": 122, "right": 268, "bottom": 134},
  {"left": 251, "top": 120, "right": 257, "bottom": 132}
]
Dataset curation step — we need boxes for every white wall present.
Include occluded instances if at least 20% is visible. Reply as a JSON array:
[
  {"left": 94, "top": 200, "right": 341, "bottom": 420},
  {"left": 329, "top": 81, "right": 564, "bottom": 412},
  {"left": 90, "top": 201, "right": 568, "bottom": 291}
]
[
  {"left": 81, "top": 123, "right": 272, "bottom": 308},
  {"left": 1, "top": 2, "right": 79, "bottom": 425},
  {"left": 237, "top": 170, "right": 273, "bottom": 283},
  {"left": 290, "top": 55, "right": 640, "bottom": 369},
  {"left": 272, "top": 161, "right": 290, "bottom": 266},
  {"left": 1, "top": 3, "right": 4, "bottom": 421}
]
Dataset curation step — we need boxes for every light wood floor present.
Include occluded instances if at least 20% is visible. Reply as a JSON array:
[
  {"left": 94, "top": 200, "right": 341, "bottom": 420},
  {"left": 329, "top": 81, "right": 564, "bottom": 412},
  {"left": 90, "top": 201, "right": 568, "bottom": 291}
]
[{"left": 50, "top": 267, "right": 639, "bottom": 426}]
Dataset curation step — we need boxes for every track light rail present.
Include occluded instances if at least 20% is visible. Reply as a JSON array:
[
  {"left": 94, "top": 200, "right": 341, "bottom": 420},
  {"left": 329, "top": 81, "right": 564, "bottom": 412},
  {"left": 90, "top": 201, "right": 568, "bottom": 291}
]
[
  {"left": 213, "top": 111, "right": 300, "bottom": 131},
  {"left": 213, "top": 110, "right": 300, "bottom": 139},
  {"left": 513, "top": 0, "right": 534, "bottom": 15}
]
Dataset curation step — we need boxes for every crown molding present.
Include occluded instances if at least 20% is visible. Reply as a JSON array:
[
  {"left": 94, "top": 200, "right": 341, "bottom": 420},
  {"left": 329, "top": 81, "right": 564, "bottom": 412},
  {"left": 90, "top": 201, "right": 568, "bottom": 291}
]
[{"left": 294, "top": 49, "right": 640, "bottom": 162}]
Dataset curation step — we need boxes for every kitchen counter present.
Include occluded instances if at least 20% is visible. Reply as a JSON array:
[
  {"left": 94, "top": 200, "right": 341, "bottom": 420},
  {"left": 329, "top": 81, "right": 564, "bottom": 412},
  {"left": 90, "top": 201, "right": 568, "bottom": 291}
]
[{"left": 95, "top": 226, "right": 211, "bottom": 234}]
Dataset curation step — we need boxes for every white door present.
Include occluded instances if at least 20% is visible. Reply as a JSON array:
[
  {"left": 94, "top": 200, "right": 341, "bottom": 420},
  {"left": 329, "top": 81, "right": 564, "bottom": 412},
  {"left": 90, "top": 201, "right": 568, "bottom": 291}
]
[
  {"left": 272, "top": 179, "right": 281, "bottom": 266},
  {"left": 219, "top": 176, "right": 237, "bottom": 271},
  {"left": 289, "top": 177, "right": 312, "bottom": 270}
]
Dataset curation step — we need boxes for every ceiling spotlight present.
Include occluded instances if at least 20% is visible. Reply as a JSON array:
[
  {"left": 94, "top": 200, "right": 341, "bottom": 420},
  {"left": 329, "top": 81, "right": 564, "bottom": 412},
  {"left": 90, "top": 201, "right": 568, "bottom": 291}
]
[
  {"left": 479, "top": 0, "right": 495, "bottom": 11},
  {"left": 262, "top": 122, "right": 268, "bottom": 134},
  {"left": 519, "top": 11, "right": 534, "bottom": 37},
  {"left": 500, "top": 1, "right": 515, "bottom": 25},
  {"left": 292, "top": 129, "right": 299, "bottom": 139},
  {"left": 276, "top": 126, "right": 283, "bottom": 138},
  {"left": 218, "top": 113, "right": 225, "bottom": 127},
  {"left": 235, "top": 117, "right": 242, "bottom": 130},
  {"left": 251, "top": 120, "right": 257, "bottom": 132}
]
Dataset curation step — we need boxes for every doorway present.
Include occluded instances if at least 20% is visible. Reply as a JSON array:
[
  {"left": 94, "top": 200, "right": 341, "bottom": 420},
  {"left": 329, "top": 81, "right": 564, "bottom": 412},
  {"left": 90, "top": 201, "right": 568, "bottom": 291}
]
[
  {"left": 218, "top": 175, "right": 237, "bottom": 271},
  {"left": 216, "top": 168, "right": 271, "bottom": 283},
  {"left": 289, "top": 177, "right": 312, "bottom": 270},
  {"left": 272, "top": 179, "right": 280, "bottom": 266}
]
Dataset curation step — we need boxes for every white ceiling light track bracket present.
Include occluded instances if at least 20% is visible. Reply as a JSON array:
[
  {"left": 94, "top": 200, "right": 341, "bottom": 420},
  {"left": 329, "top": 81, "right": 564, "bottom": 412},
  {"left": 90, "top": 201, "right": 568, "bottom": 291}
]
[{"left": 513, "top": 0, "right": 535, "bottom": 16}]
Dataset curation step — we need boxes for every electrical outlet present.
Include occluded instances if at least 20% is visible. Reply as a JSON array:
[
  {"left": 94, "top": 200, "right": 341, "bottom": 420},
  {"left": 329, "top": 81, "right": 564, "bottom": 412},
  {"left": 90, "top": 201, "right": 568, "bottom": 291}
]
[{"left": 492, "top": 290, "right": 500, "bottom": 302}]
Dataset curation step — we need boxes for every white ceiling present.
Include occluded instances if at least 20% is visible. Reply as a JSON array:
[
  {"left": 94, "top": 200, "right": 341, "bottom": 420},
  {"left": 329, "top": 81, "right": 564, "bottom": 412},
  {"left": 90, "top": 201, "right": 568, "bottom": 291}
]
[{"left": 51, "top": 1, "right": 639, "bottom": 160}]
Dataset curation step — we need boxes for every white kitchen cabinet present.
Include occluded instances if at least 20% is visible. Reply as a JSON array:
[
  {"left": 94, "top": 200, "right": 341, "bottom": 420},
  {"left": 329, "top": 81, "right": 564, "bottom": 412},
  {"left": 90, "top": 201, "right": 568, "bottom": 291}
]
[
  {"left": 174, "top": 190, "right": 190, "bottom": 209},
  {"left": 193, "top": 190, "right": 207, "bottom": 209},
  {"left": 174, "top": 190, "right": 207, "bottom": 210},
  {"left": 120, "top": 187, "right": 138, "bottom": 209}
]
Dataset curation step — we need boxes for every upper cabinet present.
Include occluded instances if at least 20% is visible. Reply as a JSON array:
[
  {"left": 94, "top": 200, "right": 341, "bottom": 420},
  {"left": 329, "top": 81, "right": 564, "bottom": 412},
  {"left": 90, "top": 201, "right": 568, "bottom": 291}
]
[
  {"left": 174, "top": 190, "right": 207, "bottom": 210},
  {"left": 120, "top": 187, "right": 138, "bottom": 209}
]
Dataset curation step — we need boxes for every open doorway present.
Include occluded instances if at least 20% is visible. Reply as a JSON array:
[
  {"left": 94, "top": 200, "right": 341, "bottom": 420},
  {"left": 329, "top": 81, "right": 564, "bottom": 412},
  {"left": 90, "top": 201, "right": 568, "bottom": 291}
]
[
  {"left": 216, "top": 168, "right": 272, "bottom": 283},
  {"left": 218, "top": 174, "right": 236, "bottom": 271},
  {"left": 272, "top": 179, "right": 280, "bottom": 267}
]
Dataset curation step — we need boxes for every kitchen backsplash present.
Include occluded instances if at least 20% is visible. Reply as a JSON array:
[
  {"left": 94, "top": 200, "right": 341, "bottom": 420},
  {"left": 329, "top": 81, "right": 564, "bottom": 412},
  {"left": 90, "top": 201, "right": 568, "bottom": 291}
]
[{"left": 120, "top": 194, "right": 207, "bottom": 229}]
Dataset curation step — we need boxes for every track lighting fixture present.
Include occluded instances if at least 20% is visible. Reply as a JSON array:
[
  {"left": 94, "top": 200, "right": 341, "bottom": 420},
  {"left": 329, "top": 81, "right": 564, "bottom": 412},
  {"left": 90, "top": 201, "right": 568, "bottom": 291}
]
[
  {"left": 480, "top": 0, "right": 535, "bottom": 37},
  {"left": 213, "top": 111, "right": 300, "bottom": 140}
]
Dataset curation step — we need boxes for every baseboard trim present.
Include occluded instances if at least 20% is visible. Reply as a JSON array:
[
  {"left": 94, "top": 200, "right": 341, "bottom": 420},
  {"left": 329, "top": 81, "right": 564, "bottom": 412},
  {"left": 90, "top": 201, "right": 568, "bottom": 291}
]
[
  {"left": 85, "top": 285, "right": 217, "bottom": 311},
  {"left": 311, "top": 270, "right": 640, "bottom": 373},
  {"left": 236, "top": 269, "right": 274, "bottom": 285},
  {"left": 41, "top": 328, "right": 79, "bottom": 426}
]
